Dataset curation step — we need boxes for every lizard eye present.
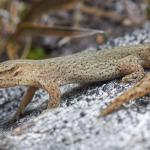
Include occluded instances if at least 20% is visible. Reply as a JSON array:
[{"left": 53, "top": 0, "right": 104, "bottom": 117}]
[{"left": 13, "top": 67, "right": 22, "bottom": 77}]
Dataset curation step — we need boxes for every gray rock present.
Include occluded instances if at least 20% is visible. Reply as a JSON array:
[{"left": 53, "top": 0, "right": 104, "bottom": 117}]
[{"left": 0, "top": 22, "right": 150, "bottom": 150}]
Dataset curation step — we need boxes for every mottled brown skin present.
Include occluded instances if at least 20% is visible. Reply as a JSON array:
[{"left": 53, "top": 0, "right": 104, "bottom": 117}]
[{"left": 0, "top": 44, "right": 150, "bottom": 120}]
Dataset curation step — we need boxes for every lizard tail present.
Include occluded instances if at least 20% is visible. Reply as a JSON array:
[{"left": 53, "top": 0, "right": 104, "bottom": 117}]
[{"left": 100, "top": 74, "right": 150, "bottom": 116}]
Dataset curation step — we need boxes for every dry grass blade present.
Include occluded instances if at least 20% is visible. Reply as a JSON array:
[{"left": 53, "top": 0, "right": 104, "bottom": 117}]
[
  {"left": 15, "top": 23, "right": 105, "bottom": 38},
  {"left": 21, "top": 0, "right": 86, "bottom": 23},
  {"left": 6, "top": 22, "right": 104, "bottom": 59},
  {"left": 6, "top": 0, "right": 87, "bottom": 59},
  {"left": 6, "top": 40, "right": 20, "bottom": 59},
  {"left": 6, "top": 36, "right": 32, "bottom": 59},
  {"left": 80, "top": 5, "right": 124, "bottom": 22},
  {"left": 20, "top": 36, "right": 32, "bottom": 59},
  {"left": 123, "top": 0, "right": 145, "bottom": 25},
  {"left": 0, "top": 0, "right": 9, "bottom": 8}
]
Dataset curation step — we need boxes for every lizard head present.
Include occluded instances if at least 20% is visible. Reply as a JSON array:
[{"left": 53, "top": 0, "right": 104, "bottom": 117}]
[
  {"left": 0, "top": 60, "right": 18, "bottom": 75},
  {"left": 0, "top": 60, "right": 22, "bottom": 87},
  {"left": 0, "top": 60, "right": 36, "bottom": 88}
]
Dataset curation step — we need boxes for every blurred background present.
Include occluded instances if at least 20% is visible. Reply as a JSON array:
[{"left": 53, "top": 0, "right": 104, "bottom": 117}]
[{"left": 0, "top": 0, "right": 149, "bottom": 60}]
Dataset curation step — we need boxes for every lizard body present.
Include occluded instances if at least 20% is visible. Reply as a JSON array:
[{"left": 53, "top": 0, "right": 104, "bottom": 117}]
[{"left": 0, "top": 44, "right": 150, "bottom": 119}]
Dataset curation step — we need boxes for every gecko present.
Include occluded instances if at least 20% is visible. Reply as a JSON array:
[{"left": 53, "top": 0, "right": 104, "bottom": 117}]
[{"left": 0, "top": 44, "right": 150, "bottom": 120}]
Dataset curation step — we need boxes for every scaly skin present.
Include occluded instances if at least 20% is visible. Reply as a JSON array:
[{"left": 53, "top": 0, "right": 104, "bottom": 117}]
[{"left": 0, "top": 44, "right": 150, "bottom": 120}]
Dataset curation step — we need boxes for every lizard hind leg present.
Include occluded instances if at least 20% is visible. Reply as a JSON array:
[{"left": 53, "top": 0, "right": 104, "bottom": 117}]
[
  {"left": 100, "top": 74, "right": 150, "bottom": 116},
  {"left": 38, "top": 79, "right": 61, "bottom": 109},
  {"left": 117, "top": 55, "right": 145, "bottom": 83}
]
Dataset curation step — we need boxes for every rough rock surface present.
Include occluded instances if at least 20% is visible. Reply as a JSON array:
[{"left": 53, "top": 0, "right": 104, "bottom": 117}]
[{"left": 0, "top": 22, "right": 150, "bottom": 150}]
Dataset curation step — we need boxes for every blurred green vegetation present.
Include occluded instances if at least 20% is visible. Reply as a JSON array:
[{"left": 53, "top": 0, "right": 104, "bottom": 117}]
[
  {"left": 27, "top": 47, "right": 46, "bottom": 59},
  {"left": 146, "top": 0, "right": 150, "bottom": 19}
]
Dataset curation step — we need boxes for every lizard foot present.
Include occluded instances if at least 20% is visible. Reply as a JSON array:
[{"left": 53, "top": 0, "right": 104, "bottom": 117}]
[
  {"left": 118, "top": 55, "right": 145, "bottom": 83},
  {"left": 121, "top": 71, "right": 144, "bottom": 83}
]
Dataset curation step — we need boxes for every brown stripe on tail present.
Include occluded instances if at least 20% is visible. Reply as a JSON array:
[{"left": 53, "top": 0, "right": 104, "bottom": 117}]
[{"left": 100, "top": 74, "right": 150, "bottom": 116}]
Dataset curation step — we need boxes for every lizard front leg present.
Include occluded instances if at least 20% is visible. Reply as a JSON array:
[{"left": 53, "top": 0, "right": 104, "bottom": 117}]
[
  {"left": 14, "top": 86, "right": 38, "bottom": 120},
  {"left": 38, "top": 79, "right": 61, "bottom": 109},
  {"left": 14, "top": 79, "right": 60, "bottom": 120},
  {"left": 100, "top": 74, "right": 150, "bottom": 116}
]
